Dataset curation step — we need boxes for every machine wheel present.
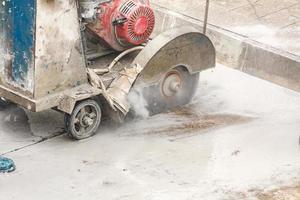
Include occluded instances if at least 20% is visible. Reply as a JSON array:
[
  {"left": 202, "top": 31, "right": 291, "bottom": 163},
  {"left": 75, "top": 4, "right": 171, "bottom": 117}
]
[
  {"left": 143, "top": 66, "right": 199, "bottom": 115},
  {"left": 65, "top": 99, "right": 102, "bottom": 140}
]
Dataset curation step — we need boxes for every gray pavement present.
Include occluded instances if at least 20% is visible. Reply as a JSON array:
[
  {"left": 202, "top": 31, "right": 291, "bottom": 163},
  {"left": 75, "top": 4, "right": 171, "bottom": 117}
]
[
  {"left": 1, "top": 65, "right": 300, "bottom": 200},
  {"left": 154, "top": 0, "right": 300, "bottom": 56}
]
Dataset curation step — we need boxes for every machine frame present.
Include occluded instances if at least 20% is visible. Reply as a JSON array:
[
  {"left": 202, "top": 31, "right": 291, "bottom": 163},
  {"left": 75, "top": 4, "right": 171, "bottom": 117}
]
[{"left": 0, "top": 0, "right": 215, "bottom": 139}]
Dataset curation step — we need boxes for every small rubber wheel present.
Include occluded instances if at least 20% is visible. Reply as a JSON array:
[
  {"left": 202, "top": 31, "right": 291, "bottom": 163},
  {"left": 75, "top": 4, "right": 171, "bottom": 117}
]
[
  {"left": 141, "top": 66, "right": 199, "bottom": 115},
  {"left": 65, "top": 99, "right": 102, "bottom": 140}
]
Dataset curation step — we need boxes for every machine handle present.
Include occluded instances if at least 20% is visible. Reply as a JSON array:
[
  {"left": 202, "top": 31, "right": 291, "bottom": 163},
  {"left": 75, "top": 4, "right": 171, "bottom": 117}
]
[{"left": 203, "top": 0, "right": 210, "bottom": 35}]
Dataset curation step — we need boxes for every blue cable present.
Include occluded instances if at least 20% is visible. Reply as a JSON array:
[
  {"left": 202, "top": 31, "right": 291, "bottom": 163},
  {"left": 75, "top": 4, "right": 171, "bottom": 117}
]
[{"left": 0, "top": 157, "right": 16, "bottom": 173}]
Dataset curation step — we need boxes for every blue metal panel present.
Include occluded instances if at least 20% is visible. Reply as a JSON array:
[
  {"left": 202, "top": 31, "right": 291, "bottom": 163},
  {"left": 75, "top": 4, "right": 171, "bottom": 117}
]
[{"left": 1, "top": 0, "right": 35, "bottom": 87}]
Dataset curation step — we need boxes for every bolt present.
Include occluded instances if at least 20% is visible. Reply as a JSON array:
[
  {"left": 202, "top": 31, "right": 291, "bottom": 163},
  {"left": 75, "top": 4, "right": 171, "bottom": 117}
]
[{"left": 83, "top": 116, "right": 93, "bottom": 126}]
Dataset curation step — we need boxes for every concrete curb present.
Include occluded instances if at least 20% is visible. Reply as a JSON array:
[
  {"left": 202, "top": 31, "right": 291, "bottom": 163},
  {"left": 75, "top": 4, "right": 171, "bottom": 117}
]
[{"left": 153, "top": 4, "right": 300, "bottom": 92}]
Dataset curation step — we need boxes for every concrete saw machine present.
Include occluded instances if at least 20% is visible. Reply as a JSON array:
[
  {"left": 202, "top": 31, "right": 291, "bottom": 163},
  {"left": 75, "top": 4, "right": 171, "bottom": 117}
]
[{"left": 0, "top": 0, "right": 215, "bottom": 139}]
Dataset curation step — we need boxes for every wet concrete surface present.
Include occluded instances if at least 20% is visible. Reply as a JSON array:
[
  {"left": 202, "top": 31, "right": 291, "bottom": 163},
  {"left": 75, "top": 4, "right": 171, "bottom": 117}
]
[{"left": 0, "top": 64, "right": 300, "bottom": 199}]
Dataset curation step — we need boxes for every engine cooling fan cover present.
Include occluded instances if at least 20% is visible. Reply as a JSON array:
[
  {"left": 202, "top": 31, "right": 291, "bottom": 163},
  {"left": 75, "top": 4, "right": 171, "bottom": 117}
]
[{"left": 115, "top": 0, "right": 155, "bottom": 46}]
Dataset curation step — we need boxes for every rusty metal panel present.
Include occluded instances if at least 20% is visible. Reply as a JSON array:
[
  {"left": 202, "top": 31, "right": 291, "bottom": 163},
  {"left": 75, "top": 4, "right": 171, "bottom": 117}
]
[
  {"left": 34, "top": 0, "right": 87, "bottom": 99},
  {"left": 0, "top": 0, "right": 35, "bottom": 96}
]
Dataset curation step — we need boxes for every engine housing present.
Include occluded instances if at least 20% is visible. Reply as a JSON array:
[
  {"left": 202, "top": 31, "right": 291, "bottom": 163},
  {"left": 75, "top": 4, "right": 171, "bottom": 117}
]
[{"left": 82, "top": 0, "right": 155, "bottom": 51}]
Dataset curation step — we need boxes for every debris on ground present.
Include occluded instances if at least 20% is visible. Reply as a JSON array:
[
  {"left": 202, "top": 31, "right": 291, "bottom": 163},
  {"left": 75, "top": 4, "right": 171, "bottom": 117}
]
[{"left": 256, "top": 184, "right": 300, "bottom": 200}]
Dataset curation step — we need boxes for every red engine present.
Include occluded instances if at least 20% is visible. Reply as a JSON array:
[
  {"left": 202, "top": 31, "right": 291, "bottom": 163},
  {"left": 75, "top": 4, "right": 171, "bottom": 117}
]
[{"left": 86, "top": 0, "right": 155, "bottom": 51}]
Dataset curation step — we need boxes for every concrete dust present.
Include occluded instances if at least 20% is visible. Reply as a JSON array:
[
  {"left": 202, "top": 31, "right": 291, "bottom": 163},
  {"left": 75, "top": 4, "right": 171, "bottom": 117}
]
[
  {"left": 128, "top": 87, "right": 150, "bottom": 119},
  {"left": 111, "top": 104, "right": 251, "bottom": 139},
  {"left": 256, "top": 183, "right": 300, "bottom": 200},
  {"left": 221, "top": 183, "right": 300, "bottom": 200},
  {"left": 146, "top": 107, "right": 251, "bottom": 136}
]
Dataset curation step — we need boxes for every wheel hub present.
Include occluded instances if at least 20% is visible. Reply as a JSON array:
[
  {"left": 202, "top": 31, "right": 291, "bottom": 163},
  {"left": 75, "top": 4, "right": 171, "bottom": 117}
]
[
  {"left": 82, "top": 115, "right": 94, "bottom": 127},
  {"left": 77, "top": 107, "right": 97, "bottom": 129},
  {"left": 162, "top": 72, "right": 182, "bottom": 97},
  {"left": 65, "top": 99, "right": 102, "bottom": 140}
]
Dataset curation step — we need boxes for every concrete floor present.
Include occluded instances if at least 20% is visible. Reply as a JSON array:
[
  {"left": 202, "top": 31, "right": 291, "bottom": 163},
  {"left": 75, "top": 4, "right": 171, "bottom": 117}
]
[
  {"left": 0, "top": 65, "right": 300, "bottom": 199},
  {"left": 0, "top": 66, "right": 300, "bottom": 200},
  {"left": 154, "top": 0, "right": 300, "bottom": 56}
]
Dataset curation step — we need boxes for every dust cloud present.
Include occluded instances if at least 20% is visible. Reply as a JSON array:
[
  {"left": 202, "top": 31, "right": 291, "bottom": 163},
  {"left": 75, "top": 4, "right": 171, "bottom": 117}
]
[{"left": 128, "top": 87, "right": 150, "bottom": 119}]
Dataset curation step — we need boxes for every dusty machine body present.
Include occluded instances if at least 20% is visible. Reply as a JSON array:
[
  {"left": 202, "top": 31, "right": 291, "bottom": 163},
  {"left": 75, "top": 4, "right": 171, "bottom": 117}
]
[{"left": 0, "top": 0, "right": 215, "bottom": 139}]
